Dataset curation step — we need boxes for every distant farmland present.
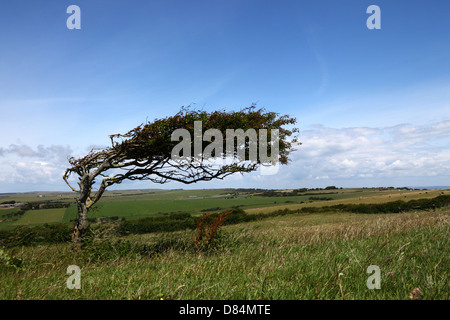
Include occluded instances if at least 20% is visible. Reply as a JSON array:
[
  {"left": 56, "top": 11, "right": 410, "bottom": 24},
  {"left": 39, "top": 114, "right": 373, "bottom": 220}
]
[{"left": 0, "top": 187, "right": 448, "bottom": 228}]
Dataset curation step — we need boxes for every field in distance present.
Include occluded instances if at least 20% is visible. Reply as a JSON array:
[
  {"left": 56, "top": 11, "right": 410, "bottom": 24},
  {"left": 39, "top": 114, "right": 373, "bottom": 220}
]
[{"left": 0, "top": 187, "right": 448, "bottom": 229}]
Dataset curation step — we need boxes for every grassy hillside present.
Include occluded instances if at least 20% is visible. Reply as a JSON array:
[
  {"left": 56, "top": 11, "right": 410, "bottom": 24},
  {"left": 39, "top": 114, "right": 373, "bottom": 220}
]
[
  {"left": 1, "top": 188, "right": 448, "bottom": 300},
  {"left": 1, "top": 208, "right": 448, "bottom": 299}
]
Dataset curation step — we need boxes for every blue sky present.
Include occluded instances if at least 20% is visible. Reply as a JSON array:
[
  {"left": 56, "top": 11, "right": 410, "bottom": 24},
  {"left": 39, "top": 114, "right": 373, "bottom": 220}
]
[{"left": 1, "top": 0, "right": 449, "bottom": 192}]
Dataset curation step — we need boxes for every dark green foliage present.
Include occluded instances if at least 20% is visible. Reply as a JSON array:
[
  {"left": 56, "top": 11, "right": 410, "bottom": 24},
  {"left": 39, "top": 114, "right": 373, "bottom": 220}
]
[
  {"left": 1, "top": 200, "right": 16, "bottom": 205},
  {"left": 222, "top": 208, "right": 256, "bottom": 224},
  {"left": 296, "top": 195, "right": 450, "bottom": 214},
  {"left": 0, "top": 223, "right": 72, "bottom": 248},
  {"left": 118, "top": 212, "right": 196, "bottom": 235},
  {"left": 117, "top": 208, "right": 258, "bottom": 236},
  {"left": 0, "top": 208, "right": 26, "bottom": 220},
  {"left": 260, "top": 189, "right": 338, "bottom": 197},
  {"left": 308, "top": 196, "right": 333, "bottom": 201},
  {"left": 20, "top": 201, "right": 70, "bottom": 210},
  {"left": 200, "top": 207, "right": 223, "bottom": 212},
  {"left": 0, "top": 248, "right": 24, "bottom": 270}
]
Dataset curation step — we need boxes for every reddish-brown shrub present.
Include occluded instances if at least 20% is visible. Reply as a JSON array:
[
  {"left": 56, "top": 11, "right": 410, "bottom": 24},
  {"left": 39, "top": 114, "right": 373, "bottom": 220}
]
[{"left": 193, "top": 211, "right": 231, "bottom": 249}]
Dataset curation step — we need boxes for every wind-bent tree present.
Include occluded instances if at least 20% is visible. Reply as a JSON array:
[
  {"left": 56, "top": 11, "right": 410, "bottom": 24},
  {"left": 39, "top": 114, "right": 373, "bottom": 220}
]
[{"left": 63, "top": 106, "right": 298, "bottom": 250}]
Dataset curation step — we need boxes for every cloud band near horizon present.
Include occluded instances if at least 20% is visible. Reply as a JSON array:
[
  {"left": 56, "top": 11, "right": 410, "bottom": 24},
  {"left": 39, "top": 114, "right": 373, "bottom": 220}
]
[{"left": 0, "top": 119, "right": 449, "bottom": 192}]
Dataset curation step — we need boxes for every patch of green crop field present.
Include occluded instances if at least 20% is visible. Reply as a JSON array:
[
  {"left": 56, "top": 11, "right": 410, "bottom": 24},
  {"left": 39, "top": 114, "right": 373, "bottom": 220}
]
[
  {"left": 61, "top": 195, "right": 323, "bottom": 222},
  {"left": 12, "top": 208, "right": 65, "bottom": 226},
  {"left": 9, "top": 188, "right": 450, "bottom": 226}
]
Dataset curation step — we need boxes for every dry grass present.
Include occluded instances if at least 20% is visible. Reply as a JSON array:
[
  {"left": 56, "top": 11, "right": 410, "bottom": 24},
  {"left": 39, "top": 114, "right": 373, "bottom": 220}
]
[
  {"left": 246, "top": 189, "right": 450, "bottom": 214},
  {"left": 242, "top": 210, "right": 449, "bottom": 245}
]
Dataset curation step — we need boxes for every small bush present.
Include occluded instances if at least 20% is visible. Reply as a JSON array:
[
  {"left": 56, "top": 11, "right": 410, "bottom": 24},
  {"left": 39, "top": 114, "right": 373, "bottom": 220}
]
[
  {"left": 0, "top": 223, "right": 72, "bottom": 248},
  {"left": 118, "top": 212, "right": 196, "bottom": 235},
  {"left": 308, "top": 196, "right": 333, "bottom": 201},
  {"left": 0, "top": 247, "right": 23, "bottom": 269},
  {"left": 193, "top": 211, "right": 230, "bottom": 250}
]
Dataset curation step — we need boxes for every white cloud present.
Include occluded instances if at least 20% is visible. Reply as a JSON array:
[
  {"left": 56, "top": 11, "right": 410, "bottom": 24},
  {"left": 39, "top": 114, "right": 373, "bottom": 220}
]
[
  {"left": 277, "top": 120, "right": 450, "bottom": 186},
  {"left": 0, "top": 120, "right": 449, "bottom": 192},
  {"left": 0, "top": 144, "right": 73, "bottom": 191},
  {"left": 158, "top": 119, "right": 450, "bottom": 189},
  {"left": 0, "top": 144, "right": 72, "bottom": 161}
]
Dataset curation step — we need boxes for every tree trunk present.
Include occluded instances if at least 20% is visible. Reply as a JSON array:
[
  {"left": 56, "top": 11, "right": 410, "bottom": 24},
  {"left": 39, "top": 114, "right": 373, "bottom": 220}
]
[{"left": 72, "top": 200, "right": 88, "bottom": 251}]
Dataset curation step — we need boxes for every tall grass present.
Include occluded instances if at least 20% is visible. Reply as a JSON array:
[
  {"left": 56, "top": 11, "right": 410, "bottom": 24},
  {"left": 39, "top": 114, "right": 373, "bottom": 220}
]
[{"left": 0, "top": 209, "right": 448, "bottom": 300}]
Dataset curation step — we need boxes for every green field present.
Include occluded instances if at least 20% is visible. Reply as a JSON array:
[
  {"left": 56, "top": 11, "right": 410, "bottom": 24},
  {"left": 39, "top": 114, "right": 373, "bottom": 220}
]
[
  {"left": 12, "top": 208, "right": 66, "bottom": 226},
  {"left": 61, "top": 193, "right": 334, "bottom": 222},
  {"left": 4, "top": 187, "right": 447, "bottom": 227}
]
